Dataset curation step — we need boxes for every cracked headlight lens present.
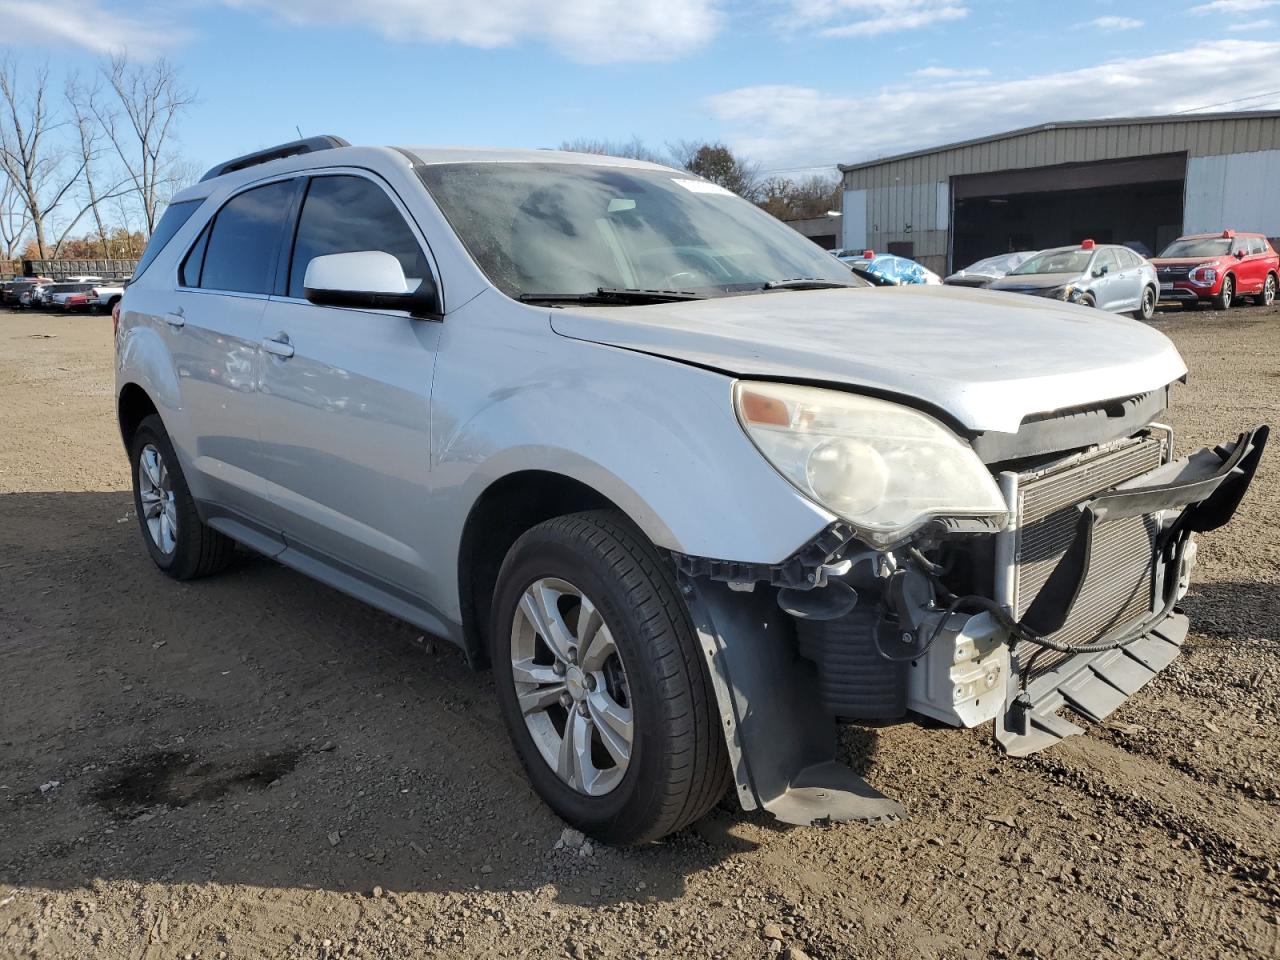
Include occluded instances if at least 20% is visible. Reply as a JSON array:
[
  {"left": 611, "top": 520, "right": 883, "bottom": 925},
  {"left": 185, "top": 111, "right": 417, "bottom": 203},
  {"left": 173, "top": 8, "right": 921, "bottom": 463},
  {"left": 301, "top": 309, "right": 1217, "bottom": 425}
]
[{"left": 735, "top": 382, "right": 1008, "bottom": 546}]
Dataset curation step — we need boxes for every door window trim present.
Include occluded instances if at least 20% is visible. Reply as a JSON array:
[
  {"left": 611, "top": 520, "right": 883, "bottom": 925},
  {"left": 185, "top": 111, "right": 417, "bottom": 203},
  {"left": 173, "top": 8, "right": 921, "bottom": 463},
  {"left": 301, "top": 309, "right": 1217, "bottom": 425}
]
[
  {"left": 174, "top": 173, "right": 305, "bottom": 301},
  {"left": 272, "top": 167, "right": 445, "bottom": 316}
]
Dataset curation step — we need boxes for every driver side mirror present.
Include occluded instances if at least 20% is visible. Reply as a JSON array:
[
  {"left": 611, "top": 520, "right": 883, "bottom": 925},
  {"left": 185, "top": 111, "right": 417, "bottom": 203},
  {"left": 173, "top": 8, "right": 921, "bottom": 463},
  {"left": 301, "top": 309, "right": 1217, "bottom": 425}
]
[
  {"left": 1093, "top": 264, "right": 1109, "bottom": 277},
  {"left": 303, "top": 251, "right": 441, "bottom": 319},
  {"left": 1234, "top": 249, "right": 1246, "bottom": 259}
]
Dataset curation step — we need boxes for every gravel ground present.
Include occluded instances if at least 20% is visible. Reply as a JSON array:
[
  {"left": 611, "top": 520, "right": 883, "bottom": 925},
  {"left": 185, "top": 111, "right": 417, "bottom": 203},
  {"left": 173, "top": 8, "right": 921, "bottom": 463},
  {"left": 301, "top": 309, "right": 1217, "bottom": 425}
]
[{"left": 1, "top": 303, "right": 1278, "bottom": 960}]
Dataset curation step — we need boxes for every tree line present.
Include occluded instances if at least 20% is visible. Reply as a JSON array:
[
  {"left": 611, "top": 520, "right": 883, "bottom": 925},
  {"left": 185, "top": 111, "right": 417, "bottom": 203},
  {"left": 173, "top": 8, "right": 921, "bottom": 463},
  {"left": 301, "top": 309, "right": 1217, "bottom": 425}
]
[
  {"left": 560, "top": 137, "right": 841, "bottom": 221},
  {"left": 0, "top": 54, "right": 193, "bottom": 262}
]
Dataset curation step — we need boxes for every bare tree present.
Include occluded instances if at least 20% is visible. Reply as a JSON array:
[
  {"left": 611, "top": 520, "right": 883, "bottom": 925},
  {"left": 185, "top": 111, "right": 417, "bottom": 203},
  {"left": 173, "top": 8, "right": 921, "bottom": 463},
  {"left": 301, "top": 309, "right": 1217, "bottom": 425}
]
[
  {"left": 67, "top": 73, "right": 115, "bottom": 256},
  {"left": 0, "top": 58, "right": 85, "bottom": 258},
  {"left": 93, "top": 53, "right": 194, "bottom": 236},
  {"left": 0, "top": 175, "right": 31, "bottom": 260}
]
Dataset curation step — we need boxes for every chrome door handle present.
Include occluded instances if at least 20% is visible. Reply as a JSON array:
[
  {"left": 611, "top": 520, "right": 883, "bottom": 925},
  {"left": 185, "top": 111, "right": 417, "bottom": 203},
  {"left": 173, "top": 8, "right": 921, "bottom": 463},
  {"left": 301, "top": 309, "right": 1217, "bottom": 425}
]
[
  {"left": 164, "top": 308, "right": 185, "bottom": 328},
  {"left": 262, "top": 333, "right": 294, "bottom": 359}
]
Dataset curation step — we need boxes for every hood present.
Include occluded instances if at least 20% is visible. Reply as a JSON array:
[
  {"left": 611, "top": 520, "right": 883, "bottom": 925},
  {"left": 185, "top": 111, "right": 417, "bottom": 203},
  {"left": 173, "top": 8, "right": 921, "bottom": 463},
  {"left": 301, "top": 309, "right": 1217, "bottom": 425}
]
[
  {"left": 550, "top": 285, "right": 1186, "bottom": 434},
  {"left": 987, "top": 272, "right": 1079, "bottom": 292},
  {"left": 1151, "top": 257, "right": 1222, "bottom": 269}
]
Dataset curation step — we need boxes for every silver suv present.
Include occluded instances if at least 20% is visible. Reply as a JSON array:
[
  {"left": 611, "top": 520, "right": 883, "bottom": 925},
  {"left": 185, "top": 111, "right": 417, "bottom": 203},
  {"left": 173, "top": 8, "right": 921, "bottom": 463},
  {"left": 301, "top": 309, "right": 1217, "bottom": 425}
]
[{"left": 116, "top": 136, "right": 1266, "bottom": 843}]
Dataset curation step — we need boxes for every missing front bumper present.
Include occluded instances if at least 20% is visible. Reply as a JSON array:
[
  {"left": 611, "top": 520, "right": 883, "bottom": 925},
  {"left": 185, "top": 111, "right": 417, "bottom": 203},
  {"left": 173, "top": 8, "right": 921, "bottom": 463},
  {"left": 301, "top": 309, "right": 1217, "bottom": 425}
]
[{"left": 995, "top": 425, "right": 1267, "bottom": 756}]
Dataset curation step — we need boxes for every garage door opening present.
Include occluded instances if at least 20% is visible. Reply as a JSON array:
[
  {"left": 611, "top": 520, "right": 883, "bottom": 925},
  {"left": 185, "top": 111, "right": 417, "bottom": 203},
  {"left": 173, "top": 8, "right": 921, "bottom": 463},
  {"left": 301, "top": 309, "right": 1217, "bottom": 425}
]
[{"left": 950, "top": 153, "right": 1186, "bottom": 271}]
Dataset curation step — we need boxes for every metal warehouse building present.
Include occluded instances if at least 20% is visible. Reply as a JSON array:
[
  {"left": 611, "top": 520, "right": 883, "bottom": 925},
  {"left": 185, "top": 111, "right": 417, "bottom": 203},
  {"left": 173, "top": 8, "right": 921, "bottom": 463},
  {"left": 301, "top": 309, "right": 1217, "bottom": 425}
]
[{"left": 839, "top": 110, "right": 1280, "bottom": 275}]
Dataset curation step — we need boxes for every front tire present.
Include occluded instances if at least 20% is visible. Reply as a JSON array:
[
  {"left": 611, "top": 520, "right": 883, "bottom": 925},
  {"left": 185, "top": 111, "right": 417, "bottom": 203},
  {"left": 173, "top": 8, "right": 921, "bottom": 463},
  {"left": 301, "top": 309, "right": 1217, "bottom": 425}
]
[
  {"left": 1213, "top": 275, "right": 1234, "bottom": 310},
  {"left": 129, "top": 414, "right": 235, "bottom": 579},
  {"left": 491, "top": 511, "right": 730, "bottom": 845}
]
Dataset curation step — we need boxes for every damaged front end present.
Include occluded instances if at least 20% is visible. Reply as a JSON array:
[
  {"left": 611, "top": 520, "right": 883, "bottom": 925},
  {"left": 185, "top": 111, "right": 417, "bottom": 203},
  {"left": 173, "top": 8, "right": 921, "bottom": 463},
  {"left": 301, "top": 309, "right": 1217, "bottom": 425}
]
[{"left": 672, "top": 421, "right": 1267, "bottom": 827}]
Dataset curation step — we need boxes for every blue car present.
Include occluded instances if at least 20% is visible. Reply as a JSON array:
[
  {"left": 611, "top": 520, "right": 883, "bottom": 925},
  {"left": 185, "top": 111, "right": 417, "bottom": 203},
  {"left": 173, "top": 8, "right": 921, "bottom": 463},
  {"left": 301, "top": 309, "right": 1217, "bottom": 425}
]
[{"left": 837, "top": 250, "right": 941, "bottom": 286}]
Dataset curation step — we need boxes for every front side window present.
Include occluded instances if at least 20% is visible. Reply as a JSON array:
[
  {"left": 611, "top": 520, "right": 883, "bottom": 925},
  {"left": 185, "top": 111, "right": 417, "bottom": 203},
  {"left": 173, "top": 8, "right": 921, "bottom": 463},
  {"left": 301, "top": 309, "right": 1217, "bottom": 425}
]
[
  {"left": 416, "top": 162, "right": 852, "bottom": 300},
  {"left": 288, "top": 175, "right": 431, "bottom": 298},
  {"left": 1097, "top": 249, "right": 1122, "bottom": 274},
  {"left": 198, "top": 179, "right": 299, "bottom": 294},
  {"left": 1249, "top": 237, "right": 1265, "bottom": 255},
  {"left": 132, "top": 199, "right": 203, "bottom": 281}
]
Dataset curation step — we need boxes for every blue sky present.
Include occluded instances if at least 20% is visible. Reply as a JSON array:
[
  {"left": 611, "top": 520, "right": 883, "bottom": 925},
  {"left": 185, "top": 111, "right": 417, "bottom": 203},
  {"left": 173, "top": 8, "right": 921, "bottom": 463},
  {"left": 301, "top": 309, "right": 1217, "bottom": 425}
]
[{"left": 18, "top": 0, "right": 1280, "bottom": 178}]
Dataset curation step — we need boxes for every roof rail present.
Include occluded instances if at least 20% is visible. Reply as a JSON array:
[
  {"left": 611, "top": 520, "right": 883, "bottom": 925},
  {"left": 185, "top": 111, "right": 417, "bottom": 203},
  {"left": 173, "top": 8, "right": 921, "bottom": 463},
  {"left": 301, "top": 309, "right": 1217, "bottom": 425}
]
[{"left": 199, "top": 135, "right": 351, "bottom": 182}]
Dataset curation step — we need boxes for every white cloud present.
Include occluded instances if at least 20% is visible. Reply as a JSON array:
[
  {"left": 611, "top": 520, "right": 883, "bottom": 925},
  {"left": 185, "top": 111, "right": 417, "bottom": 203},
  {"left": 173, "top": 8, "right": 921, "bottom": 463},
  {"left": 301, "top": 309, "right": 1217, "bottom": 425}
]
[
  {"left": 1226, "top": 17, "right": 1273, "bottom": 27},
  {"left": 786, "top": 0, "right": 969, "bottom": 38},
  {"left": 0, "top": 0, "right": 185, "bottom": 56},
  {"left": 911, "top": 66, "right": 991, "bottom": 79},
  {"left": 706, "top": 40, "right": 1280, "bottom": 171},
  {"left": 1190, "top": 0, "right": 1278, "bottom": 12},
  {"left": 220, "top": 0, "right": 720, "bottom": 63},
  {"left": 1085, "top": 15, "right": 1144, "bottom": 29}
]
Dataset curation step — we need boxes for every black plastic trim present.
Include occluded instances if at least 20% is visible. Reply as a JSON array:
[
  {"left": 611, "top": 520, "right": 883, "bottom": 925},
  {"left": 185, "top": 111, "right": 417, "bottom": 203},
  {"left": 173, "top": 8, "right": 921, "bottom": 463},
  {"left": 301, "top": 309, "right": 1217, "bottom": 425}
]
[{"left": 200, "top": 135, "right": 351, "bottom": 183}]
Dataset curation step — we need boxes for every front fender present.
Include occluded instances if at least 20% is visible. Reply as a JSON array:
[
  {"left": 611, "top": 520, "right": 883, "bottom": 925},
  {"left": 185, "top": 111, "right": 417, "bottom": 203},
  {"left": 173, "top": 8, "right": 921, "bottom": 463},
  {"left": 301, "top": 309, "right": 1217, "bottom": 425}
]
[{"left": 425, "top": 294, "right": 834, "bottom": 617}]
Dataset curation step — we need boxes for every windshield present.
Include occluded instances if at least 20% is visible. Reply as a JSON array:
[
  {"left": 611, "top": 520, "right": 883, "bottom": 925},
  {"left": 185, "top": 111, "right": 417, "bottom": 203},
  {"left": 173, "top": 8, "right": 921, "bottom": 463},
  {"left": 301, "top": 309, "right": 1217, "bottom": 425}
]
[
  {"left": 417, "top": 162, "right": 853, "bottom": 300},
  {"left": 959, "top": 252, "right": 1031, "bottom": 275},
  {"left": 1158, "top": 237, "right": 1232, "bottom": 258},
  {"left": 1009, "top": 249, "right": 1094, "bottom": 276}
]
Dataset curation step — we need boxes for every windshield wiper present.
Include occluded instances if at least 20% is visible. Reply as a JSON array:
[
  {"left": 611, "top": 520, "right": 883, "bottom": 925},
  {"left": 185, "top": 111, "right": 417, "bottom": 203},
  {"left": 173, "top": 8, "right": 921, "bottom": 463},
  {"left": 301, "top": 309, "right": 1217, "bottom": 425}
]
[
  {"left": 519, "top": 287, "right": 705, "bottom": 305},
  {"left": 763, "top": 278, "right": 858, "bottom": 290}
]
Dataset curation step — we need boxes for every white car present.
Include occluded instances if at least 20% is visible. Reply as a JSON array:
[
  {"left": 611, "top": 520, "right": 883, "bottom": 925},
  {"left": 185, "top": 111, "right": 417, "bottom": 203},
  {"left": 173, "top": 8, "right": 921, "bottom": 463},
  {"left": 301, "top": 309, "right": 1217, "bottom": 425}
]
[{"left": 88, "top": 283, "right": 125, "bottom": 313}]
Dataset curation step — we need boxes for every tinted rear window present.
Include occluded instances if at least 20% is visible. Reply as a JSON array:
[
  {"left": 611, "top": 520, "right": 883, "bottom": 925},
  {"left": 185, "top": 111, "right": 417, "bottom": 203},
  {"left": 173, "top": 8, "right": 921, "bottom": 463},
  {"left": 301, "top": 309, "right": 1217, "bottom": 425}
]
[
  {"left": 133, "top": 200, "right": 203, "bottom": 281},
  {"left": 199, "top": 180, "right": 299, "bottom": 294}
]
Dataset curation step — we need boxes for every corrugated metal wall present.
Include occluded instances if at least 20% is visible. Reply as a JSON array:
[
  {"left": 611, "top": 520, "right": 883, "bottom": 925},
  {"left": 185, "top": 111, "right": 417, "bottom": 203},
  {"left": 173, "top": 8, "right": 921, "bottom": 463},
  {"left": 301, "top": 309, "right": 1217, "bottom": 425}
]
[{"left": 841, "top": 114, "right": 1280, "bottom": 271}]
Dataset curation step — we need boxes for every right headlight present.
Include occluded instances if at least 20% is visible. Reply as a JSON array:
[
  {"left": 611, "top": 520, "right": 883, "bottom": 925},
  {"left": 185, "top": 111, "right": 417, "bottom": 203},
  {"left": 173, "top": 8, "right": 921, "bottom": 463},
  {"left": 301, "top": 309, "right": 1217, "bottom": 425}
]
[{"left": 734, "top": 382, "right": 1008, "bottom": 547}]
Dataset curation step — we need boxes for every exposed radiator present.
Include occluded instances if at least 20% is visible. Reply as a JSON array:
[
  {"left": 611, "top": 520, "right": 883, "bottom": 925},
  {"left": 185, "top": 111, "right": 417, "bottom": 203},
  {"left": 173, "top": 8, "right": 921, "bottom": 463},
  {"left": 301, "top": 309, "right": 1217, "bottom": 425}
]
[{"left": 1011, "top": 436, "right": 1165, "bottom": 675}]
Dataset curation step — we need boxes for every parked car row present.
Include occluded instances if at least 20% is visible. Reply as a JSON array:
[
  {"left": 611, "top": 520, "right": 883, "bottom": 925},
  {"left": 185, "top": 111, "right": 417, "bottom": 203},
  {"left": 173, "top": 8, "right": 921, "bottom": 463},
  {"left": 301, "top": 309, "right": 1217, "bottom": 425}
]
[
  {"left": 1, "top": 276, "right": 126, "bottom": 313},
  {"left": 939, "top": 230, "right": 1278, "bottom": 318}
]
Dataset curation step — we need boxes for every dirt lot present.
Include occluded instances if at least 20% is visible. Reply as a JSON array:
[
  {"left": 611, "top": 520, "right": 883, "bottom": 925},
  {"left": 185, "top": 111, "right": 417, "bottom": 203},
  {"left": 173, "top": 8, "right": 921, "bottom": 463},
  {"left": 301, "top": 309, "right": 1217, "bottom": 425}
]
[{"left": 1, "top": 303, "right": 1278, "bottom": 960}]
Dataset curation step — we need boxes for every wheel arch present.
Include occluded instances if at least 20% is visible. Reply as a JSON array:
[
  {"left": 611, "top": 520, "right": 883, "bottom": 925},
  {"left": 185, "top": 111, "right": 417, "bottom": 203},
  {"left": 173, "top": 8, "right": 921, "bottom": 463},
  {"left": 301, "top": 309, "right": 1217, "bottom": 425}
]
[
  {"left": 455, "top": 469, "right": 624, "bottom": 668},
  {"left": 117, "top": 382, "right": 159, "bottom": 452}
]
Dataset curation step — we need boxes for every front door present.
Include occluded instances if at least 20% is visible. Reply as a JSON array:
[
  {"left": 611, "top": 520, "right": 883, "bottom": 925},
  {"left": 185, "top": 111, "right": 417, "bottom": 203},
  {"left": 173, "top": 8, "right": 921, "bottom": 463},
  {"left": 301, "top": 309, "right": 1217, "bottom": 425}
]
[{"left": 256, "top": 172, "right": 442, "bottom": 596}]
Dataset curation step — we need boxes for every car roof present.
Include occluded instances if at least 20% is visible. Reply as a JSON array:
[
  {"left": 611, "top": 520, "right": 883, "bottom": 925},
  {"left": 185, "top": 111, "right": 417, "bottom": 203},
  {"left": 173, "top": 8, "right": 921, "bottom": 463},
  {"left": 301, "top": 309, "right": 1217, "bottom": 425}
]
[
  {"left": 1177, "top": 231, "right": 1262, "bottom": 239},
  {"left": 174, "top": 142, "right": 683, "bottom": 205},
  {"left": 398, "top": 146, "right": 677, "bottom": 172}
]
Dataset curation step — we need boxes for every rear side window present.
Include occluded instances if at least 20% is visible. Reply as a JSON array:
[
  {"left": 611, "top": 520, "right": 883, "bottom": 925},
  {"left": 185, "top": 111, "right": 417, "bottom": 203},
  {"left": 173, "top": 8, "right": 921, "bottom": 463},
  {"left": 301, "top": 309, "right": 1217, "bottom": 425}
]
[
  {"left": 132, "top": 199, "right": 202, "bottom": 281},
  {"left": 199, "top": 180, "right": 299, "bottom": 294},
  {"left": 287, "top": 175, "right": 430, "bottom": 298}
]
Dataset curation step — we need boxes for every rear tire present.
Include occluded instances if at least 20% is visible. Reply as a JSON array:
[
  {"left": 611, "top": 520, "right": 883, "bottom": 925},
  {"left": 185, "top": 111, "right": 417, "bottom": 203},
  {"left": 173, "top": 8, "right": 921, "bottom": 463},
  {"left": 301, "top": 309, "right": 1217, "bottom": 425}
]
[
  {"left": 1213, "top": 275, "right": 1234, "bottom": 310},
  {"left": 129, "top": 414, "right": 235, "bottom": 580},
  {"left": 1257, "top": 273, "right": 1276, "bottom": 308},
  {"left": 1133, "top": 285, "right": 1156, "bottom": 321},
  {"left": 491, "top": 510, "right": 730, "bottom": 845}
]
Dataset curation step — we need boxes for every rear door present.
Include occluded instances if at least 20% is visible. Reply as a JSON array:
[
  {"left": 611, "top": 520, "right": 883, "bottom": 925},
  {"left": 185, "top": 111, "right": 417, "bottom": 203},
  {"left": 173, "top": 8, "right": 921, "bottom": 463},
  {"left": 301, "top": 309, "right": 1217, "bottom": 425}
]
[
  {"left": 256, "top": 171, "right": 442, "bottom": 596},
  {"left": 1240, "top": 237, "right": 1266, "bottom": 295},
  {"left": 167, "top": 177, "right": 302, "bottom": 531}
]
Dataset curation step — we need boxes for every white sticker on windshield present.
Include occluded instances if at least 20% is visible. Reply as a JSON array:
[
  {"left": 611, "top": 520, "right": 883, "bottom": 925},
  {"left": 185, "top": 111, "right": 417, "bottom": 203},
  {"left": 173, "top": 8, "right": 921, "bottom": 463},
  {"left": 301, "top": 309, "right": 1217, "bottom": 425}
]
[{"left": 671, "top": 178, "right": 736, "bottom": 197}]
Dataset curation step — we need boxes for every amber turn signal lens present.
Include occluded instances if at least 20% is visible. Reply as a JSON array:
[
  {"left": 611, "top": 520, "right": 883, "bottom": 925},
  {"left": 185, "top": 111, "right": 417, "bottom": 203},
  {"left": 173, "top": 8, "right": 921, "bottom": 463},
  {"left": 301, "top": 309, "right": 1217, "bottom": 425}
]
[{"left": 739, "top": 389, "right": 790, "bottom": 426}]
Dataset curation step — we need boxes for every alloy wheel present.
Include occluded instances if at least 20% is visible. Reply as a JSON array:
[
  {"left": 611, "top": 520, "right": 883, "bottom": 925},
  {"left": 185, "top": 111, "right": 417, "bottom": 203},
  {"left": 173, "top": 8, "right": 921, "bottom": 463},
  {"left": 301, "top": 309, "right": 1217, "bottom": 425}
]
[
  {"left": 510, "top": 577, "right": 633, "bottom": 796},
  {"left": 1265, "top": 275, "right": 1277, "bottom": 307},
  {"left": 1141, "top": 287, "right": 1155, "bottom": 319},
  {"left": 137, "top": 443, "right": 178, "bottom": 555}
]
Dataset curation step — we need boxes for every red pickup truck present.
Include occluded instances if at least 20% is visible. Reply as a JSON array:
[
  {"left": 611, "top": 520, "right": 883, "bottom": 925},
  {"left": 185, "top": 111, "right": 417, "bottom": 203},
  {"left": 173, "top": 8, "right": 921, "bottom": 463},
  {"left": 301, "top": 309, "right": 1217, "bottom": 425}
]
[{"left": 1152, "top": 230, "right": 1279, "bottom": 310}]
